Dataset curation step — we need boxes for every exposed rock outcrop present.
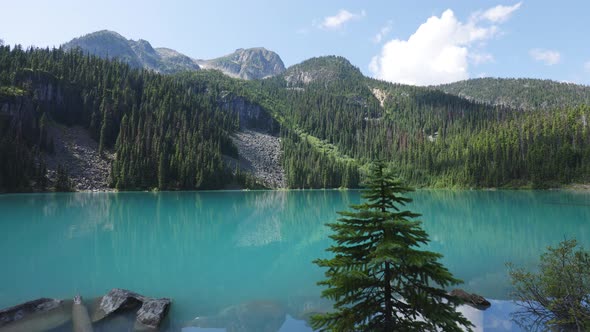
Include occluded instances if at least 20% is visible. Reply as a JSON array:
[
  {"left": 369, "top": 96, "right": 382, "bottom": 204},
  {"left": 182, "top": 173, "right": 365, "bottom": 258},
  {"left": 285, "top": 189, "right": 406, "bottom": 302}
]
[
  {"left": 450, "top": 289, "right": 491, "bottom": 310},
  {"left": 219, "top": 94, "right": 279, "bottom": 134}
]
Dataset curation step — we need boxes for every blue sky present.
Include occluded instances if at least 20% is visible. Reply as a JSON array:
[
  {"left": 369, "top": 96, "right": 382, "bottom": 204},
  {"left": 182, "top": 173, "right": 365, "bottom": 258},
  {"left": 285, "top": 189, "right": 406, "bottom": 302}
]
[{"left": 2, "top": 0, "right": 589, "bottom": 85}]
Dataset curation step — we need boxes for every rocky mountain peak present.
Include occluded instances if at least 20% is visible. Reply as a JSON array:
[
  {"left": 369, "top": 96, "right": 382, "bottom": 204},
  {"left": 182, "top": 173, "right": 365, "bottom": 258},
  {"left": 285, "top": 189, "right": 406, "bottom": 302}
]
[
  {"left": 62, "top": 31, "right": 286, "bottom": 79},
  {"left": 63, "top": 31, "right": 200, "bottom": 74},
  {"left": 197, "top": 47, "right": 285, "bottom": 80}
]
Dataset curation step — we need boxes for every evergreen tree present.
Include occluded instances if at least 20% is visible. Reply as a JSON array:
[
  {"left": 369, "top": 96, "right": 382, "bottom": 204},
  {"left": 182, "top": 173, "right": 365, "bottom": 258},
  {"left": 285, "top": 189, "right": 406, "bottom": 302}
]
[
  {"left": 311, "top": 161, "right": 473, "bottom": 331},
  {"left": 55, "top": 164, "right": 72, "bottom": 192}
]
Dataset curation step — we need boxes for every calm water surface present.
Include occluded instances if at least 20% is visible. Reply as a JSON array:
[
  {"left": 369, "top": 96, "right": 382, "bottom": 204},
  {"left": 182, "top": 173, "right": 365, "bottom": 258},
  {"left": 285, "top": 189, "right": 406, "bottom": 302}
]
[{"left": 1, "top": 190, "right": 589, "bottom": 331}]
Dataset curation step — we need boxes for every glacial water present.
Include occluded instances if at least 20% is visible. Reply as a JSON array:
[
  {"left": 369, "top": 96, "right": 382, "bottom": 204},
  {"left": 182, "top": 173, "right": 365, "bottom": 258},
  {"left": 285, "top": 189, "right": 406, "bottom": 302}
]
[{"left": 1, "top": 190, "right": 589, "bottom": 331}]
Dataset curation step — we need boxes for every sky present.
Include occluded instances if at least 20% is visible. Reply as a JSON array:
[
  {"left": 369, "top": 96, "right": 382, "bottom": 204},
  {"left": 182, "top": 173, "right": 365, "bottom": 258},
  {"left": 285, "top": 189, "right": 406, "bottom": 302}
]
[{"left": 1, "top": 0, "right": 590, "bottom": 85}]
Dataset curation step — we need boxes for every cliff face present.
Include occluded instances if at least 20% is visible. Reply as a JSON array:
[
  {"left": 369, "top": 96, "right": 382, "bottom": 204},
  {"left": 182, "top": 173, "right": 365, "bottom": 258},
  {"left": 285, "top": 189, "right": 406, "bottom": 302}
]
[
  {"left": 197, "top": 48, "right": 286, "bottom": 80},
  {"left": 219, "top": 93, "right": 279, "bottom": 133},
  {"left": 219, "top": 93, "right": 285, "bottom": 188}
]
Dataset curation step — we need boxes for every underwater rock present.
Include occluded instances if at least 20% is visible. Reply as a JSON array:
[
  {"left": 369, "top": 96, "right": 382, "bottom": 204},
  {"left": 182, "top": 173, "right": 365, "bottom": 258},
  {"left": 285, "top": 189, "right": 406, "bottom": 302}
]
[
  {"left": 450, "top": 289, "right": 491, "bottom": 310},
  {"left": 188, "top": 300, "right": 286, "bottom": 332},
  {"left": 0, "top": 298, "right": 63, "bottom": 327}
]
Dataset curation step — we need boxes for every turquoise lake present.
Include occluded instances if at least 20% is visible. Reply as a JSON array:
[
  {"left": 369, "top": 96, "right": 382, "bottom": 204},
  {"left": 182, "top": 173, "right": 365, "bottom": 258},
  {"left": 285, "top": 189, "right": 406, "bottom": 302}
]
[{"left": 1, "top": 190, "right": 590, "bottom": 331}]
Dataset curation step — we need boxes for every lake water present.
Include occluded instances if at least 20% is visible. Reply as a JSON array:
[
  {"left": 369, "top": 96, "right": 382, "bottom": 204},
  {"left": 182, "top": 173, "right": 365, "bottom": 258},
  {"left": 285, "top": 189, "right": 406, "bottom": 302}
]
[{"left": 1, "top": 190, "right": 589, "bottom": 331}]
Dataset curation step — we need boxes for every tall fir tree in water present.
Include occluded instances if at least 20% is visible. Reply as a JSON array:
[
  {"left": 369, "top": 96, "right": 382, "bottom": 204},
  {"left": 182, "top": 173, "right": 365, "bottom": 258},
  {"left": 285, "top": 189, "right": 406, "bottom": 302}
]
[{"left": 312, "top": 161, "right": 473, "bottom": 331}]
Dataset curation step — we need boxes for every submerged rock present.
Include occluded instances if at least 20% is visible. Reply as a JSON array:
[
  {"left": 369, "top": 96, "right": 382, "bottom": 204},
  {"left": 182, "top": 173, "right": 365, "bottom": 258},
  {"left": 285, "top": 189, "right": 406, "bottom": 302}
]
[
  {"left": 0, "top": 298, "right": 63, "bottom": 327},
  {"left": 188, "top": 300, "right": 286, "bottom": 332},
  {"left": 92, "top": 288, "right": 170, "bottom": 329},
  {"left": 450, "top": 289, "right": 491, "bottom": 310}
]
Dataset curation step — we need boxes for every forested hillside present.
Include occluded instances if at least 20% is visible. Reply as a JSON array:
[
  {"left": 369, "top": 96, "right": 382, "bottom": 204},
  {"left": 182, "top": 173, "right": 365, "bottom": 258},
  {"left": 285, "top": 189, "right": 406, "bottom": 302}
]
[
  {"left": 436, "top": 78, "right": 590, "bottom": 110},
  {"left": 0, "top": 46, "right": 237, "bottom": 191},
  {"left": 264, "top": 58, "right": 590, "bottom": 188},
  {"left": 1, "top": 46, "right": 590, "bottom": 192}
]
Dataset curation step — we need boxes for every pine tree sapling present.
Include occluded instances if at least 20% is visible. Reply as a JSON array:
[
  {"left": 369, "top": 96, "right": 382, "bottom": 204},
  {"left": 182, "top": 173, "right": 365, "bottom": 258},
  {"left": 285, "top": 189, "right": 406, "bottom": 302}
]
[
  {"left": 312, "top": 161, "right": 473, "bottom": 331},
  {"left": 508, "top": 239, "right": 590, "bottom": 331}
]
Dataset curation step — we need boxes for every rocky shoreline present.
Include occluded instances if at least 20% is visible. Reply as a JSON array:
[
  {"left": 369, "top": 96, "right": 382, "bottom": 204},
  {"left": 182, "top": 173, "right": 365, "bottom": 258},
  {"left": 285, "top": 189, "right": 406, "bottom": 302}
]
[{"left": 0, "top": 289, "right": 170, "bottom": 331}]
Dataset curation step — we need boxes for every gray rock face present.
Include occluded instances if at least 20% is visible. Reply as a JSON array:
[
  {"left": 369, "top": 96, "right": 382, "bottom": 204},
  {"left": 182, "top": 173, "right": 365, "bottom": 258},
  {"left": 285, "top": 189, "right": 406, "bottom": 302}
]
[
  {"left": 92, "top": 288, "right": 170, "bottom": 329},
  {"left": 219, "top": 94, "right": 279, "bottom": 133},
  {"left": 450, "top": 289, "right": 491, "bottom": 310},
  {"left": 0, "top": 298, "right": 63, "bottom": 327},
  {"left": 198, "top": 48, "right": 286, "bottom": 80}
]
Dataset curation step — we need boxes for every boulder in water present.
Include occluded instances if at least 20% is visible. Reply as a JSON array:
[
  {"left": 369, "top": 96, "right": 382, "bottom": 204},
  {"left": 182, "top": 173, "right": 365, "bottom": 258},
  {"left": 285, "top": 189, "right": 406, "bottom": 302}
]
[
  {"left": 91, "top": 288, "right": 144, "bottom": 322},
  {"left": 92, "top": 288, "right": 170, "bottom": 329},
  {"left": 450, "top": 289, "right": 491, "bottom": 310},
  {"left": 135, "top": 298, "right": 171, "bottom": 330}
]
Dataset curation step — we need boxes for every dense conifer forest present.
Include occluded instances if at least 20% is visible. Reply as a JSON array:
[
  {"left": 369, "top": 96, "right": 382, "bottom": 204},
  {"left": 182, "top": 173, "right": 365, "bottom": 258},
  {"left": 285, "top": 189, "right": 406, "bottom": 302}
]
[{"left": 1, "top": 47, "right": 590, "bottom": 192}]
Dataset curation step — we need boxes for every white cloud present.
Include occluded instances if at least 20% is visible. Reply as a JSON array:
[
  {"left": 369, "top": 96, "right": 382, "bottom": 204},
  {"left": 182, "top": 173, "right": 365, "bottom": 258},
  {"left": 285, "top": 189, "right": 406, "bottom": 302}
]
[
  {"left": 474, "top": 2, "right": 522, "bottom": 23},
  {"left": 584, "top": 60, "right": 590, "bottom": 72},
  {"left": 529, "top": 48, "right": 561, "bottom": 65},
  {"left": 372, "top": 20, "right": 393, "bottom": 44},
  {"left": 318, "top": 9, "right": 366, "bottom": 30},
  {"left": 370, "top": 5, "right": 519, "bottom": 86}
]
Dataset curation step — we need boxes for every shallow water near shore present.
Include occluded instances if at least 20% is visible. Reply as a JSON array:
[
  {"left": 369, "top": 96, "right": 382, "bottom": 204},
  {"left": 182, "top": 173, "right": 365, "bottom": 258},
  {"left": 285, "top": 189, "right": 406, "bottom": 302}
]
[{"left": 1, "top": 190, "right": 589, "bottom": 331}]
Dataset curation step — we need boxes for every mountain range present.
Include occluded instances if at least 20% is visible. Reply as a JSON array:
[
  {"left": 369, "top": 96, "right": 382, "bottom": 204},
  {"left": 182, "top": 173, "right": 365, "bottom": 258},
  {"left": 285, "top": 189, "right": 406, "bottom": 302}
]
[
  {"left": 2, "top": 30, "right": 590, "bottom": 193},
  {"left": 63, "top": 30, "right": 285, "bottom": 79}
]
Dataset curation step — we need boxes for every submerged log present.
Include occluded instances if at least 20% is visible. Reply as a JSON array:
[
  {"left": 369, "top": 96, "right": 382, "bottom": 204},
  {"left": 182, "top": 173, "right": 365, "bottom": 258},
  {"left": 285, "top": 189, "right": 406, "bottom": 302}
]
[
  {"left": 0, "top": 298, "right": 63, "bottom": 327},
  {"left": 72, "top": 295, "right": 93, "bottom": 332}
]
